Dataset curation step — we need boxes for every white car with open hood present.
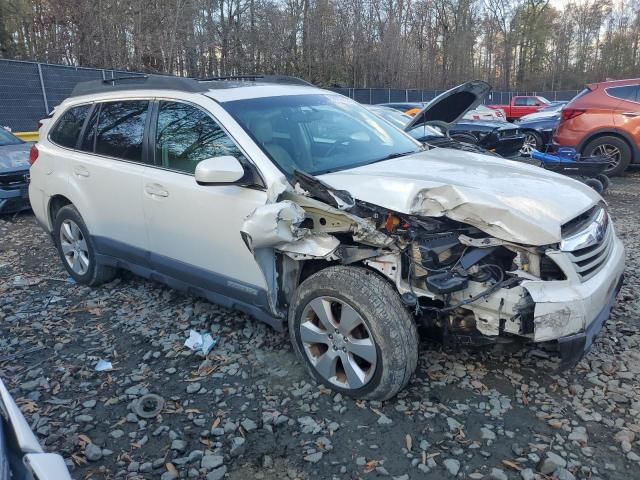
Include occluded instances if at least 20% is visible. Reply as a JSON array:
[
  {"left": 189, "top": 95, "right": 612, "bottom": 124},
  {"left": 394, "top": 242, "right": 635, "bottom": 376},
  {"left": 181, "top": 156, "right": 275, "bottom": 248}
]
[{"left": 29, "top": 75, "right": 625, "bottom": 400}]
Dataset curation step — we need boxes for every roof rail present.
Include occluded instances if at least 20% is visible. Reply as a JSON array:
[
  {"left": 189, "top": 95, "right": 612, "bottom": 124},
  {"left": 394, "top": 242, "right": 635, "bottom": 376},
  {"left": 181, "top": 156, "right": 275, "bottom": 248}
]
[
  {"left": 70, "top": 74, "right": 212, "bottom": 97},
  {"left": 199, "top": 74, "right": 313, "bottom": 86}
]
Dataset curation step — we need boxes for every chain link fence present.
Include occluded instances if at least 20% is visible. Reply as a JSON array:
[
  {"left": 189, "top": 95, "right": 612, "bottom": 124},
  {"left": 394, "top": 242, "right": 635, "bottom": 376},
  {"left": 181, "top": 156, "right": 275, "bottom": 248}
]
[
  {"left": 1, "top": 58, "right": 580, "bottom": 132},
  {"left": 328, "top": 88, "right": 580, "bottom": 106},
  {"left": 0, "top": 59, "right": 143, "bottom": 131}
]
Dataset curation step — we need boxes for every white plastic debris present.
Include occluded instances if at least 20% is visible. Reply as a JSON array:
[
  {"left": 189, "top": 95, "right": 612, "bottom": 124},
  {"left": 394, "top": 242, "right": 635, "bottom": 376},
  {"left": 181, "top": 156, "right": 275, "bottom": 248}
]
[
  {"left": 95, "top": 359, "right": 113, "bottom": 372},
  {"left": 184, "top": 330, "right": 218, "bottom": 355}
]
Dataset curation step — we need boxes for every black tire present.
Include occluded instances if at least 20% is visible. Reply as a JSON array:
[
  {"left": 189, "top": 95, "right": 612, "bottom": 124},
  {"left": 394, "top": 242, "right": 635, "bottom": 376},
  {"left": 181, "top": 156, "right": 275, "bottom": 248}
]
[
  {"left": 288, "top": 266, "right": 418, "bottom": 400},
  {"left": 595, "top": 173, "right": 611, "bottom": 191},
  {"left": 53, "top": 205, "right": 117, "bottom": 286},
  {"left": 450, "top": 132, "right": 479, "bottom": 145},
  {"left": 583, "top": 136, "right": 632, "bottom": 176},
  {"left": 584, "top": 178, "right": 604, "bottom": 194}
]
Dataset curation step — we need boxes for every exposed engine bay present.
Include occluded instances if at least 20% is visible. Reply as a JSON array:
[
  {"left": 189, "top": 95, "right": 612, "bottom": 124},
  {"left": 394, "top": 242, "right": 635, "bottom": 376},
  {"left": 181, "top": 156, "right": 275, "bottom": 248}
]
[{"left": 239, "top": 170, "right": 570, "bottom": 347}]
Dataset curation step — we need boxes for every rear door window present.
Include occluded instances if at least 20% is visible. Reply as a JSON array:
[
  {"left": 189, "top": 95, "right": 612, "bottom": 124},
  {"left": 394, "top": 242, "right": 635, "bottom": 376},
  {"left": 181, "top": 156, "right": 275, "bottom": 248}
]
[
  {"left": 607, "top": 85, "right": 639, "bottom": 103},
  {"left": 50, "top": 105, "right": 91, "bottom": 148},
  {"left": 95, "top": 101, "right": 150, "bottom": 162},
  {"left": 514, "top": 97, "right": 527, "bottom": 106}
]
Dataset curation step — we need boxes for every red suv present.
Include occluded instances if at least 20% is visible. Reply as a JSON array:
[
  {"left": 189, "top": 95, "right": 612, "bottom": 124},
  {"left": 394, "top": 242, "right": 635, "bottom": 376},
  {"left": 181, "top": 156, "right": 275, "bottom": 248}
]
[{"left": 553, "top": 78, "right": 640, "bottom": 175}]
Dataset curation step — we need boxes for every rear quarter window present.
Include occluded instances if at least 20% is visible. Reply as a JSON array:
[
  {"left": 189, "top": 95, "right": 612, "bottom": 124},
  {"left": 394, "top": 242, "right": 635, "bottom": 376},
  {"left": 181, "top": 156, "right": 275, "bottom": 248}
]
[
  {"left": 49, "top": 105, "right": 91, "bottom": 148},
  {"left": 606, "top": 85, "right": 639, "bottom": 102}
]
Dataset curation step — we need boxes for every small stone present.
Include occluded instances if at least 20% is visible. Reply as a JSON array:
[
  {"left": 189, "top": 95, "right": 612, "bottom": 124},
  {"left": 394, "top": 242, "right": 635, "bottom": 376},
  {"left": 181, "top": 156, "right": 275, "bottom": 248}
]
[
  {"left": 481, "top": 427, "right": 496, "bottom": 441},
  {"left": 628, "top": 451, "right": 640, "bottom": 462},
  {"left": 446, "top": 417, "right": 462, "bottom": 432},
  {"left": 520, "top": 468, "right": 535, "bottom": 480},
  {"left": 110, "top": 429, "right": 125, "bottom": 439},
  {"left": 554, "top": 467, "right": 576, "bottom": 480},
  {"left": 230, "top": 437, "right": 246, "bottom": 457},
  {"left": 85, "top": 443, "right": 103, "bottom": 462},
  {"left": 356, "top": 456, "right": 366, "bottom": 466},
  {"left": 171, "top": 439, "right": 187, "bottom": 453},
  {"left": 538, "top": 452, "right": 567, "bottom": 474},
  {"left": 377, "top": 414, "right": 393, "bottom": 425},
  {"left": 490, "top": 468, "right": 508, "bottom": 480},
  {"left": 443, "top": 458, "right": 460, "bottom": 476},
  {"left": 304, "top": 452, "right": 323, "bottom": 463},
  {"left": 201, "top": 455, "right": 224, "bottom": 470},
  {"left": 186, "top": 382, "right": 201, "bottom": 394},
  {"left": 241, "top": 418, "right": 258, "bottom": 432},
  {"left": 207, "top": 466, "right": 227, "bottom": 480}
]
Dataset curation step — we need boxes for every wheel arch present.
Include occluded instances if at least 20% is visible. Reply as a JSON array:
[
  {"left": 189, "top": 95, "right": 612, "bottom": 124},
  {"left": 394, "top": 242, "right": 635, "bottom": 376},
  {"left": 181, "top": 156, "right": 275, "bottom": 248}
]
[
  {"left": 47, "top": 194, "right": 73, "bottom": 229},
  {"left": 578, "top": 129, "right": 638, "bottom": 163}
]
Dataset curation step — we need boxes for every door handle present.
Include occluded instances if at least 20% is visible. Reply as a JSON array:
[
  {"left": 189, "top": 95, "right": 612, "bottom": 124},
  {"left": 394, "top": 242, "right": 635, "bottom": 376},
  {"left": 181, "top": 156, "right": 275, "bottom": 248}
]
[
  {"left": 144, "top": 183, "right": 169, "bottom": 198},
  {"left": 73, "top": 166, "right": 90, "bottom": 178},
  {"left": 622, "top": 112, "right": 640, "bottom": 117}
]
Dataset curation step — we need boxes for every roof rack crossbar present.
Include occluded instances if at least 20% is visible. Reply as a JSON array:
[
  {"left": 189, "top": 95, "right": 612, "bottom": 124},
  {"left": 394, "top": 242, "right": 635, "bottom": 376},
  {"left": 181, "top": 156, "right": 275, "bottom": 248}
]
[
  {"left": 69, "top": 73, "right": 314, "bottom": 98},
  {"left": 199, "top": 74, "right": 313, "bottom": 86},
  {"left": 70, "top": 74, "right": 212, "bottom": 97}
]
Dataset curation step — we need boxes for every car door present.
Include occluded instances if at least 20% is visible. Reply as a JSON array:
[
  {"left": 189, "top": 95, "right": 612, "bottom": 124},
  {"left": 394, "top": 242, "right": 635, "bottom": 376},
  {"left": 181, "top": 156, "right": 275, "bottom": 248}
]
[
  {"left": 63, "top": 100, "right": 150, "bottom": 259},
  {"left": 609, "top": 84, "right": 640, "bottom": 149},
  {"left": 142, "top": 99, "right": 269, "bottom": 303}
]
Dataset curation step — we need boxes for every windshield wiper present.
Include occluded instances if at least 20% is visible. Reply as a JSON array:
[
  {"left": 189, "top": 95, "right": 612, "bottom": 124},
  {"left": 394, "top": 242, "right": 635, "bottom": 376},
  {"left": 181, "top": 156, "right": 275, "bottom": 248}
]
[{"left": 371, "top": 151, "right": 418, "bottom": 164}]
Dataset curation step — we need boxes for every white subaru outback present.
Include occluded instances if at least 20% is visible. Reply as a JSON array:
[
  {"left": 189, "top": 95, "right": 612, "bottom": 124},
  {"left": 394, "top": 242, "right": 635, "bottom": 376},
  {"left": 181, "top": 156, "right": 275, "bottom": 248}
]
[{"left": 29, "top": 75, "right": 625, "bottom": 400}]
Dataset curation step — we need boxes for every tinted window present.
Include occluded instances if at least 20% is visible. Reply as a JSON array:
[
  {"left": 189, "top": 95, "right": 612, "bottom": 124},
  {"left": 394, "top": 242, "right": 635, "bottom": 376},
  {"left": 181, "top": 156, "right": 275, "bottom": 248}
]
[
  {"left": 50, "top": 105, "right": 91, "bottom": 148},
  {"left": 155, "top": 101, "right": 246, "bottom": 174},
  {"left": 95, "top": 101, "right": 149, "bottom": 162},
  {"left": 607, "top": 85, "right": 639, "bottom": 102},
  {"left": 514, "top": 97, "right": 527, "bottom": 106},
  {"left": 80, "top": 106, "right": 99, "bottom": 152}
]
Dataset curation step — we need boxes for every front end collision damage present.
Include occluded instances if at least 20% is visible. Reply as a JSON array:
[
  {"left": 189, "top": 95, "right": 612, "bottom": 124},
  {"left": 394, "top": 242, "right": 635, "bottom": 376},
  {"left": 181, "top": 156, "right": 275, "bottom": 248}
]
[{"left": 240, "top": 170, "right": 623, "bottom": 362}]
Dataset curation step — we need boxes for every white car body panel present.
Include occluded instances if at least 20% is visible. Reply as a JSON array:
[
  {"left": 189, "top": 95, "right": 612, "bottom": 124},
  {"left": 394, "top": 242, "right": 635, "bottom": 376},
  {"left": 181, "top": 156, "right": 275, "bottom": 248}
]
[{"left": 320, "top": 149, "right": 600, "bottom": 246}]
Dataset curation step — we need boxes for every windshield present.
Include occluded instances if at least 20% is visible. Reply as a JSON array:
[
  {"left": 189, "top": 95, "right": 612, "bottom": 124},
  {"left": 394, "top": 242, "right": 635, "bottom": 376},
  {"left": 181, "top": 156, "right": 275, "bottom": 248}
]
[
  {"left": 0, "top": 129, "right": 22, "bottom": 147},
  {"left": 222, "top": 94, "right": 421, "bottom": 175}
]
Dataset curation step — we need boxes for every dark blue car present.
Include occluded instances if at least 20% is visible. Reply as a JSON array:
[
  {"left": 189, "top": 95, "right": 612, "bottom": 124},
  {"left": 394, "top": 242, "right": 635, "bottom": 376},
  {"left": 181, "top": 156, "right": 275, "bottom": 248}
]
[
  {"left": 0, "top": 128, "right": 32, "bottom": 214},
  {"left": 515, "top": 114, "right": 560, "bottom": 155}
]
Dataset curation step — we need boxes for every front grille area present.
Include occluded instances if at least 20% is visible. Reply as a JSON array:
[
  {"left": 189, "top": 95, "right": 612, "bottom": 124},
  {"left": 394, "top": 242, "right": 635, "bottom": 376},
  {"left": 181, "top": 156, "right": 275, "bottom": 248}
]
[
  {"left": 498, "top": 128, "right": 520, "bottom": 138},
  {"left": 564, "top": 222, "right": 614, "bottom": 281},
  {"left": 0, "top": 171, "right": 29, "bottom": 190}
]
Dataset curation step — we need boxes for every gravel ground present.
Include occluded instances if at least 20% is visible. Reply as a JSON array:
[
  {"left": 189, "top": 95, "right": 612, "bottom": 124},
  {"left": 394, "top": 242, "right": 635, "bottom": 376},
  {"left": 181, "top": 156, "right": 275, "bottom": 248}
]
[{"left": 1, "top": 173, "right": 640, "bottom": 480}]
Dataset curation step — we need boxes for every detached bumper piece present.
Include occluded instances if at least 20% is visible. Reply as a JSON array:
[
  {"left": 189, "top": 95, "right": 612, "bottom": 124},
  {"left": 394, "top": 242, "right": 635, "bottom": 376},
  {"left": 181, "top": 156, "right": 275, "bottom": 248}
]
[
  {"left": 0, "top": 170, "right": 30, "bottom": 214},
  {"left": 557, "top": 274, "right": 624, "bottom": 369}
]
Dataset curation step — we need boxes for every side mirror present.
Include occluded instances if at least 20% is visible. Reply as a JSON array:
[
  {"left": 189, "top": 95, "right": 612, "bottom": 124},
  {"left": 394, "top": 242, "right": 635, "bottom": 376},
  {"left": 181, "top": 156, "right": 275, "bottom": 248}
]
[{"left": 195, "top": 156, "right": 245, "bottom": 185}]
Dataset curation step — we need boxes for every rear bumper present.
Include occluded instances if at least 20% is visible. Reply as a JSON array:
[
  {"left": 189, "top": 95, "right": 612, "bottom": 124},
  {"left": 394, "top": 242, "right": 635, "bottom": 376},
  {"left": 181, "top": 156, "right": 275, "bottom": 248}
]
[{"left": 557, "top": 274, "right": 623, "bottom": 368}]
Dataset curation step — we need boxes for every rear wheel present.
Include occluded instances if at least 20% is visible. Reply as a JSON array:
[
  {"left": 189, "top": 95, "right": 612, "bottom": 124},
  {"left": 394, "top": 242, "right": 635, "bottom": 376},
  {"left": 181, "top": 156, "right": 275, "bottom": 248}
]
[
  {"left": 53, "top": 205, "right": 117, "bottom": 286},
  {"left": 583, "top": 136, "right": 632, "bottom": 176},
  {"left": 288, "top": 266, "right": 418, "bottom": 400}
]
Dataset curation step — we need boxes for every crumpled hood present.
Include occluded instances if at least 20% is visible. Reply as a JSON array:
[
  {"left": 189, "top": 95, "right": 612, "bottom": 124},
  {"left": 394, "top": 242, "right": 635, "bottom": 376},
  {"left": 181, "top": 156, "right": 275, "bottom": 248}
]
[
  {"left": 319, "top": 149, "right": 601, "bottom": 246},
  {"left": 0, "top": 143, "right": 31, "bottom": 173}
]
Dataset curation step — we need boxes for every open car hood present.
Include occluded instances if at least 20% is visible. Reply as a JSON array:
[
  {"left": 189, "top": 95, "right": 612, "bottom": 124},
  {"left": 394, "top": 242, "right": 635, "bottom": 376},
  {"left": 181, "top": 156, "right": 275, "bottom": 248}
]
[
  {"left": 405, "top": 80, "right": 492, "bottom": 131},
  {"left": 319, "top": 149, "right": 600, "bottom": 246}
]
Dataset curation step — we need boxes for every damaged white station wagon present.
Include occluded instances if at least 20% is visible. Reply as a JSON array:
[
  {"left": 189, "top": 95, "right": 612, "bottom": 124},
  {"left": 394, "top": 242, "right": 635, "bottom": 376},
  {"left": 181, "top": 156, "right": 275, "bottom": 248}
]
[{"left": 29, "top": 75, "right": 625, "bottom": 400}]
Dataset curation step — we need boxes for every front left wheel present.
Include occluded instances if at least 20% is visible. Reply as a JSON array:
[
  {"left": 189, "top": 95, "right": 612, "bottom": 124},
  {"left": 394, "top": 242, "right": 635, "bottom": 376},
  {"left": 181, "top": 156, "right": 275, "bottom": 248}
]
[{"left": 288, "top": 266, "right": 418, "bottom": 400}]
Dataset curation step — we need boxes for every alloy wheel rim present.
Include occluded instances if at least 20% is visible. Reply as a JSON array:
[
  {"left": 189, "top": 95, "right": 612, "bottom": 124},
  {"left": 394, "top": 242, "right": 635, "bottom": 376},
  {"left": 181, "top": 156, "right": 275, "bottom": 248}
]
[
  {"left": 520, "top": 133, "right": 537, "bottom": 155},
  {"left": 60, "top": 219, "right": 90, "bottom": 275},
  {"left": 299, "top": 296, "right": 377, "bottom": 390},
  {"left": 593, "top": 144, "right": 621, "bottom": 171}
]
